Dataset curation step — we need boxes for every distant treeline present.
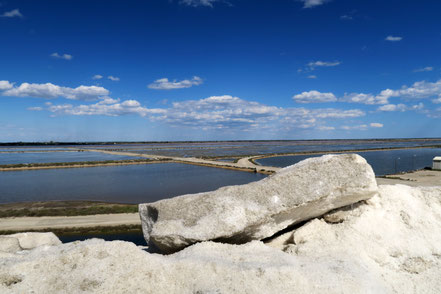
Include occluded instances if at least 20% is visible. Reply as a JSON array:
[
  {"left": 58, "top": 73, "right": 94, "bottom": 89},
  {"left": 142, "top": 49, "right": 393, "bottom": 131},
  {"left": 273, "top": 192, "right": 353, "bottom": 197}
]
[{"left": 2, "top": 138, "right": 441, "bottom": 146}]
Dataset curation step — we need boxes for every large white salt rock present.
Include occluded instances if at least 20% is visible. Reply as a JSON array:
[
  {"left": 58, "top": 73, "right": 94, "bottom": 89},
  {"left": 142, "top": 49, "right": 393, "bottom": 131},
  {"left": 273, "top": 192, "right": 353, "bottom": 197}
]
[{"left": 139, "top": 154, "right": 378, "bottom": 253}]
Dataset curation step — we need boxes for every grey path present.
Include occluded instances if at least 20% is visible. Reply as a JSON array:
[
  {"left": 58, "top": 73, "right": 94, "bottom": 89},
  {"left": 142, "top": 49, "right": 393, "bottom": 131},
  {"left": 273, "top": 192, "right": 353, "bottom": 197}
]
[
  {"left": 0, "top": 213, "right": 141, "bottom": 231},
  {"left": 86, "top": 149, "right": 281, "bottom": 173}
]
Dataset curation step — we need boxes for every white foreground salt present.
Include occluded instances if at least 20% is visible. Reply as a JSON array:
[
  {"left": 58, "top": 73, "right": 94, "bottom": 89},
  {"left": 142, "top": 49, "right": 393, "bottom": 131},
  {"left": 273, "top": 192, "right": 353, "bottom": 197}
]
[{"left": 1, "top": 184, "right": 440, "bottom": 293}]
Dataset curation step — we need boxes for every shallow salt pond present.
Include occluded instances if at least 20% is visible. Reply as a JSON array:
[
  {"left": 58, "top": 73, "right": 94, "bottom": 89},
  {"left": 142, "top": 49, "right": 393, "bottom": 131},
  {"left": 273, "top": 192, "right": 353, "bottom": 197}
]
[
  {"left": 255, "top": 148, "right": 441, "bottom": 176},
  {"left": 0, "top": 163, "right": 266, "bottom": 204},
  {"left": 0, "top": 151, "right": 140, "bottom": 165}
]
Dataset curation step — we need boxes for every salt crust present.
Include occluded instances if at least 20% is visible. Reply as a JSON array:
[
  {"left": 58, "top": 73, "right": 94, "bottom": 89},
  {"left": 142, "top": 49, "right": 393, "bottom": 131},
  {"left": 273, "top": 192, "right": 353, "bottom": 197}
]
[{"left": 1, "top": 184, "right": 440, "bottom": 293}]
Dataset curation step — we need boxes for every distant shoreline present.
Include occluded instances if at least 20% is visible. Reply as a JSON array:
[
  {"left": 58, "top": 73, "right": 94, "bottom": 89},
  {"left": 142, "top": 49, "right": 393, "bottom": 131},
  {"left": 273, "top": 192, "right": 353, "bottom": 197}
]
[
  {"left": 1, "top": 144, "right": 440, "bottom": 173},
  {"left": 1, "top": 137, "right": 441, "bottom": 146}
]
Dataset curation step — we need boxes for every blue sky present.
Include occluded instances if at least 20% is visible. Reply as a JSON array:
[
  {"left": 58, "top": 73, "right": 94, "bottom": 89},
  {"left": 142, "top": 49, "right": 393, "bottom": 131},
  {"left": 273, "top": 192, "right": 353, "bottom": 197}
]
[{"left": 1, "top": 0, "right": 440, "bottom": 142}]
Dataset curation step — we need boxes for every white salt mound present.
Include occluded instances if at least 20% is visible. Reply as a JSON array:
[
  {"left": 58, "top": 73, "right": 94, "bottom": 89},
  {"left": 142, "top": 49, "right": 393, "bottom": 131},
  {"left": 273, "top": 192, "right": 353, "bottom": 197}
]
[{"left": 1, "top": 184, "right": 440, "bottom": 293}]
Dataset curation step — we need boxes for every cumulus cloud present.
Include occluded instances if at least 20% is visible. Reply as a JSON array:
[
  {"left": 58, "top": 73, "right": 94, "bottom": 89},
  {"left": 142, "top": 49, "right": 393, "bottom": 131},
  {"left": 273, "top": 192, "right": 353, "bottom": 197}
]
[
  {"left": 389, "top": 80, "right": 441, "bottom": 100},
  {"left": 432, "top": 97, "right": 441, "bottom": 104},
  {"left": 0, "top": 9, "right": 23, "bottom": 18},
  {"left": 108, "top": 76, "right": 120, "bottom": 81},
  {"left": 370, "top": 122, "right": 383, "bottom": 128},
  {"left": 341, "top": 93, "right": 388, "bottom": 105},
  {"left": 377, "top": 103, "right": 424, "bottom": 112},
  {"left": 385, "top": 36, "right": 402, "bottom": 42},
  {"left": 414, "top": 66, "right": 433, "bottom": 72},
  {"left": 377, "top": 104, "right": 407, "bottom": 112},
  {"left": 148, "top": 76, "right": 203, "bottom": 90},
  {"left": 342, "top": 79, "right": 441, "bottom": 105},
  {"left": 51, "top": 53, "right": 73, "bottom": 60},
  {"left": 298, "top": 78, "right": 441, "bottom": 107},
  {"left": 293, "top": 90, "right": 337, "bottom": 103},
  {"left": 314, "top": 109, "right": 364, "bottom": 119},
  {"left": 47, "top": 99, "right": 166, "bottom": 117},
  {"left": 92, "top": 75, "right": 103, "bottom": 80},
  {"left": 163, "top": 96, "right": 364, "bottom": 130},
  {"left": 41, "top": 94, "right": 364, "bottom": 132},
  {"left": 299, "top": 0, "right": 330, "bottom": 8},
  {"left": 1, "top": 81, "right": 109, "bottom": 101},
  {"left": 0, "top": 80, "right": 13, "bottom": 90},
  {"left": 180, "top": 0, "right": 219, "bottom": 7}
]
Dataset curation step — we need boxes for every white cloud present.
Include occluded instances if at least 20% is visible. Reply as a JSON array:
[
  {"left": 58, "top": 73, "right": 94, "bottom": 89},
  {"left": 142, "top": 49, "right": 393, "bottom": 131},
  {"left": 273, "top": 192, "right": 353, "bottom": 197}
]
[
  {"left": 307, "top": 75, "right": 317, "bottom": 79},
  {"left": 2, "top": 81, "right": 109, "bottom": 101},
  {"left": 42, "top": 94, "right": 364, "bottom": 132},
  {"left": 341, "top": 124, "right": 368, "bottom": 130},
  {"left": 108, "top": 76, "right": 120, "bottom": 82},
  {"left": 343, "top": 79, "right": 441, "bottom": 105},
  {"left": 377, "top": 104, "right": 408, "bottom": 112},
  {"left": 393, "top": 80, "right": 441, "bottom": 100},
  {"left": 92, "top": 75, "right": 103, "bottom": 80},
  {"left": 375, "top": 89, "right": 396, "bottom": 104},
  {"left": 432, "top": 96, "right": 441, "bottom": 104},
  {"left": 165, "top": 96, "right": 363, "bottom": 129},
  {"left": 0, "top": 80, "right": 13, "bottom": 90},
  {"left": 121, "top": 100, "right": 140, "bottom": 107},
  {"left": 180, "top": 0, "right": 219, "bottom": 7},
  {"left": 51, "top": 53, "right": 73, "bottom": 60},
  {"left": 100, "top": 97, "right": 120, "bottom": 104},
  {"left": 299, "top": 0, "right": 330, "bottom": 8},
  {"left": 314, "top": 109, "right": 364, "bottom": 118},
  {"left": 307, "top": 60, "right": 341, "bottom": 70},
  {"left": 48, "top": 99, "right": 166, "bottom": 117},
  {"left": 414, "top": 66, "right": 433, "bottom": 72},
  {"left": 27, "top": 106, "right": 43, "bottom": 111},
  {"left": 317, "top": 126, "right": 335, "bottom": 131},
  {"left": 385, "top": 36, "right": 402, "bottom": 42},
  {"left": 302, "top": 79, "right": 441, "bottom": 106},
  {"left": 0, "top": 9, "right": 23, "bottom": 18},
  {"left": 377, "top": 103, "right": 424, "bottom": 112},
  {"left": 299, "top": 60, "right": 341, "bottom": 73},
  {"left": 370, "top": 122, "right": 383, "bottom": 128},
  {"left": 148, "top": 76, "right": 203, "bottom": 90},
  {"left": 293, "top": 90, "right": 337, "bottom": 103},
  {"left": 341, "top": 92, "right": 388, "bottom": 105}
]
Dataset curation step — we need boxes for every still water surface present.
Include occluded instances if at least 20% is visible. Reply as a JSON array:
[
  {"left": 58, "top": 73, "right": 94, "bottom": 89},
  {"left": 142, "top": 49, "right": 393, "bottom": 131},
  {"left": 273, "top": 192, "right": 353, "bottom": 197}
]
[
  {"left": 0, "top": 163, "right": 265, "bottom": 204},
  {"left": 0, "top": 151, "right": 139, "bottom": 165},
  {"left": 256, "top": 148, "right": 441, "bottom": 176},
  {"left": 82, "top": 139, "right": 441, "bottom": 157}
]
